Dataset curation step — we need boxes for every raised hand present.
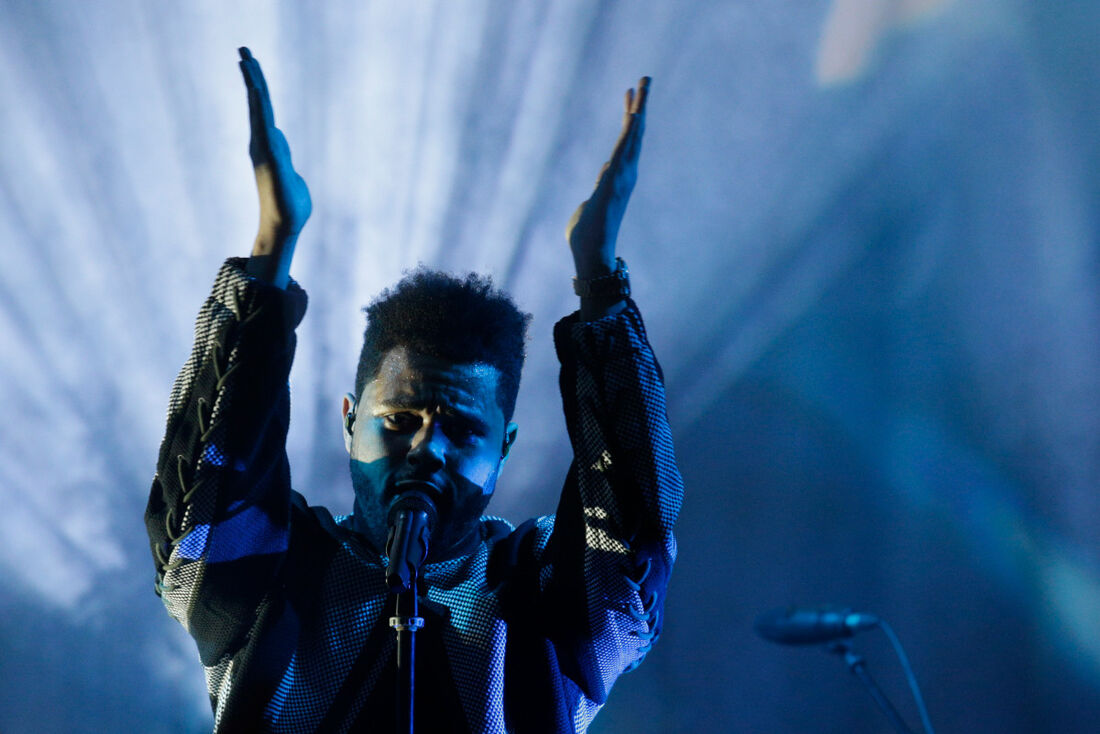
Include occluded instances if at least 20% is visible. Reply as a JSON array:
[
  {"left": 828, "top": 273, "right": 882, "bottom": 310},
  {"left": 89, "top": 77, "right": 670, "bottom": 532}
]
[
  {"left": 239, "top": 47, "right": 311, "bottom": 288},
  {"left": 566, "top": 77, "right": 649, "bottom": 281}
]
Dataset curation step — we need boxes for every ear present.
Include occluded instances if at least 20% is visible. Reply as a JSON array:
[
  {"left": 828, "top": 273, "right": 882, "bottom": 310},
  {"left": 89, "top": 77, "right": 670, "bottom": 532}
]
[
  {"left": 341, "top": 392, "right": 357, "bottom": 454},
  {"left": 499, "top": 422, "right": 519, "bottom": 465}
]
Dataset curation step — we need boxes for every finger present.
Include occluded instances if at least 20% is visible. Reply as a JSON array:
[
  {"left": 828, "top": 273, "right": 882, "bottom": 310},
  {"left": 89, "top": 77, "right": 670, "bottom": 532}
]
[
  {"left": 633, "top": 76, "right": 650, "bottom": 115},
  {"left": 623, "top": 110, "right": 644, "bottom": 163},
  {"left": 597, "top": 77, "right": 649, "bottom": 189},
  {"left": 619, "top": 77, "right": 649, "bottom": 162},
  {"left": 609, "top": 107, "right": 642, "bottom": 165},
  {"left": 238, "top": 47, "right": 276, "bottom": 131},
  {"left": 615, "top": 76, "right": 649, "bottom": 145},
  {"left": 238, "top": 47, "right": 259, "bottom": 93}
]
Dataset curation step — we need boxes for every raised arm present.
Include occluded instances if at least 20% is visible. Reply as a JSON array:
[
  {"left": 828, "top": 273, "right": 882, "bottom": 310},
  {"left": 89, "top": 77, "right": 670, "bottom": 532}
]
[
  {"left": 145, "top": 49, "right": 311, "bottom": 676},
  {"left": 520, "top": 78, "right": 680, "bottom": 711},
  {"left": 238, "top": 47, "right": 312, "bottom": 288},
  {"left": 566, "top": 77, "right": 649, "bottom": 321}
]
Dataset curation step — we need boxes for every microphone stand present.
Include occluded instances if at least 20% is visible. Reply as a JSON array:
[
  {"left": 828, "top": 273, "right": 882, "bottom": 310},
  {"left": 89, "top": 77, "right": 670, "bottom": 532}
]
[
  {"left": 390, "top": 582, "right": 424, "bottom": 734},
  {"left": 384, "top": 491, "right": 435, "bottom": 734},
  {"left": 829, "top": 641, "right": 915, "bottom": 734}
]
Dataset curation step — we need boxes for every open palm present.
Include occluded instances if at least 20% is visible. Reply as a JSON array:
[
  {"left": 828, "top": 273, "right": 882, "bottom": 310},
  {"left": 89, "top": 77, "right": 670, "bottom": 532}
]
[{"left": 567, "top": 77, "right": 649, "bottom": 279}]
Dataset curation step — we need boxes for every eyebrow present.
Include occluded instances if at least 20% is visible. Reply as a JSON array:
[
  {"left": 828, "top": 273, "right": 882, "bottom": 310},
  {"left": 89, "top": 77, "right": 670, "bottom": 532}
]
[{"left": 373, "top": 398, "right": 492, "bottom": 431}]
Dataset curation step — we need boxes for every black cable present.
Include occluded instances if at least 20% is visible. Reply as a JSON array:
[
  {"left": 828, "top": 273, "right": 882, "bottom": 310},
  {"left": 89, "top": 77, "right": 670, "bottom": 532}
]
[{"left": 878, "top": 620, "right": 936, "bottom": 734}]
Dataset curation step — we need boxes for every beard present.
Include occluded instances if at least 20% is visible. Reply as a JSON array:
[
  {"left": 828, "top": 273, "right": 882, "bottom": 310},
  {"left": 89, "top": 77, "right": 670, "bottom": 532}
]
[
  {"left": 348, "top": 457, "right": 498, "bottom": 562},
  {"left": 348, "top": 458, "right": 391, "bottom": 555}
]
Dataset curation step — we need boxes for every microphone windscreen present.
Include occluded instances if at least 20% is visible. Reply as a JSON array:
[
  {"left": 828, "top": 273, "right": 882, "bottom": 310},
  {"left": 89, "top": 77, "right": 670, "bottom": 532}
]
[
  {"left": 387, "top": 490, "right": 438, "bottom": 527},
  {"left": 754, "top": 606, "right": 870, "bottom": 645},
  {"left": 754, "top": 607, "right": 801, "bottom": 643}
]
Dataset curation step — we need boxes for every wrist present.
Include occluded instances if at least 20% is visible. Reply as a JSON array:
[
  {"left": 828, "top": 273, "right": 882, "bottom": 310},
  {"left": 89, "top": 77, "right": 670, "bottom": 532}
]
[
  {"left": 248, "top": 232, "right": 297, "bottom": 289},
  {"left": 573, "top": 257, "right": 630, "bottom": 321},
  {"left": 570, "top": 230, "right": 616, "bottom": 279},
  {"left": 573, "top": 257, "right": 629, "bottom": 298},
  {"left": 572, "top": 254, "right": 616, "bottom": 281},
  {"left": 579, "top": 296, "right": 627, "bottom": 322}
]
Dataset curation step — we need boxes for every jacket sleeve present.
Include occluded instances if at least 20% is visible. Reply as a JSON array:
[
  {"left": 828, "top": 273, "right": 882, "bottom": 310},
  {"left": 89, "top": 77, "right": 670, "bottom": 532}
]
[
  {"left": 145, "top": 257, "right": 307, "bottom": 667},
  {"left": 542, "top": 298, "right": 683, "bottom": 706}
]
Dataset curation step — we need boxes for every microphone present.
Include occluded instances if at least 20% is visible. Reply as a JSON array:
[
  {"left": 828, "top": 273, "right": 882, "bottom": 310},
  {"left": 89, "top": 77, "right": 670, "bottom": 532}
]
[
  {"left": 384, "top": 489, "right": 438, "bottom": 593},
  {"left": 754, "top": 606, "right": 880, "bottom": 645}
]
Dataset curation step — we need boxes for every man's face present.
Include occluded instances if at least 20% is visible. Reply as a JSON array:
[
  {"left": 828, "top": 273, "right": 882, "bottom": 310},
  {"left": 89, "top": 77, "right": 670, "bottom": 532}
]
[{"left": 343, "top": 346, "right": 518, "bottom": 561}]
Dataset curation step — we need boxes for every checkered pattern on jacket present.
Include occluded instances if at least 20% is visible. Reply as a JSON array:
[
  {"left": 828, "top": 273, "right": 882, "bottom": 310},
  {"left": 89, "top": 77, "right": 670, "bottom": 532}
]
[{"left": 146, "top": 259, "right": 682, "bottom": 733}]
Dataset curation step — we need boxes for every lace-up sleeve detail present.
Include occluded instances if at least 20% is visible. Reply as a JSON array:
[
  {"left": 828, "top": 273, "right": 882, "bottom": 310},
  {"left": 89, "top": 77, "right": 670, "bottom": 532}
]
[{"left": 145, "top": 258, "right": 307, "bottom": 666}]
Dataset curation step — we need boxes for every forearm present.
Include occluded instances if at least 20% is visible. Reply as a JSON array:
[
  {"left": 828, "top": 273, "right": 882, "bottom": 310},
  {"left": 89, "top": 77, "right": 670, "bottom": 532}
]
[
  {"left": 556, "top": 301, "right": 680, "bottom": 543},
  {"left": 246, "top": 235, "right": 297, "bottom": 289},
  {"left": 578, "top": 294, "right": 627, "bottom": 322},
  {"left": 146, "top": 259, "right": 306, "bottom": 659},
  {"left": 548, "top": 300, "right": 682, "bottom": 690},
  {"left": 246, "top": 164, "right": 300, "bottom": 289}
]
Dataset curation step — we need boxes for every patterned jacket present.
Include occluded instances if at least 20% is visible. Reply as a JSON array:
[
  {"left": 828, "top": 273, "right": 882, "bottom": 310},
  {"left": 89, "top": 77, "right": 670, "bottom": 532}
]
[{"left": 145, "top": 259, "right": 682, "bottom": 733}]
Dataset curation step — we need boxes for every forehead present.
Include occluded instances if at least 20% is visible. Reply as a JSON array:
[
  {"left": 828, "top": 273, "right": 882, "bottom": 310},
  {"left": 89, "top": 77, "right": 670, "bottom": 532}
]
[{"left": 365, "top": 346, "right": 503, "bottom": 415}]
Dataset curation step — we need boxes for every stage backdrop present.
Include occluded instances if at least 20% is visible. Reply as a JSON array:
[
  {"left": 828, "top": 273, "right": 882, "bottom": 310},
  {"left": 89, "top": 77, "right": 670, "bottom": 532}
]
[{"left": 1, "top": 1, "right": 1098, "bottom": 732}]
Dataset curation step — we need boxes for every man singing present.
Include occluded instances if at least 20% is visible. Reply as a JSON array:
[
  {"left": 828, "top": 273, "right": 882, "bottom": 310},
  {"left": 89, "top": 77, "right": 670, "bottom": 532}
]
[{"left": 146, "top": 47, "right": 682, "bottom": 733}]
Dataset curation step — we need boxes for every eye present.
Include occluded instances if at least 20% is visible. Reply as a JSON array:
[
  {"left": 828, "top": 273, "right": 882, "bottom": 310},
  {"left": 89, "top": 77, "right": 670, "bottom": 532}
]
[
  {"left": 444, "top": 418, "right": 484, "bottom": 446},
  {"left": 382, "top": 412, "right": 420, "bottom": 432}
]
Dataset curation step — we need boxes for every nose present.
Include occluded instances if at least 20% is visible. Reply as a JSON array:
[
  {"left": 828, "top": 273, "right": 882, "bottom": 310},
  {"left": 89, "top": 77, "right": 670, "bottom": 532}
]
[{"left": 406, "top": 419, "right": 446, "bottom": 472}]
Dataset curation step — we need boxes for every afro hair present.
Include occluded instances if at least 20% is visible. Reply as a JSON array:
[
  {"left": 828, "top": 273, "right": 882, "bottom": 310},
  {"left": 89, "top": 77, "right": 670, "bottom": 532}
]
[{"left": 355, "top": 268, "right": 531, "bottom": 420}]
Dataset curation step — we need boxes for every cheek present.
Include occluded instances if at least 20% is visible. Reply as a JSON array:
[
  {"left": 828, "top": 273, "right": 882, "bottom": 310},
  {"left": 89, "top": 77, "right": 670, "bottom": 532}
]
[
  {"left": 456, "top": 451, "right": 502, "bottom": 491},
  {"left": 352, "top": 427, "right": 401, "bottom": 464}
]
